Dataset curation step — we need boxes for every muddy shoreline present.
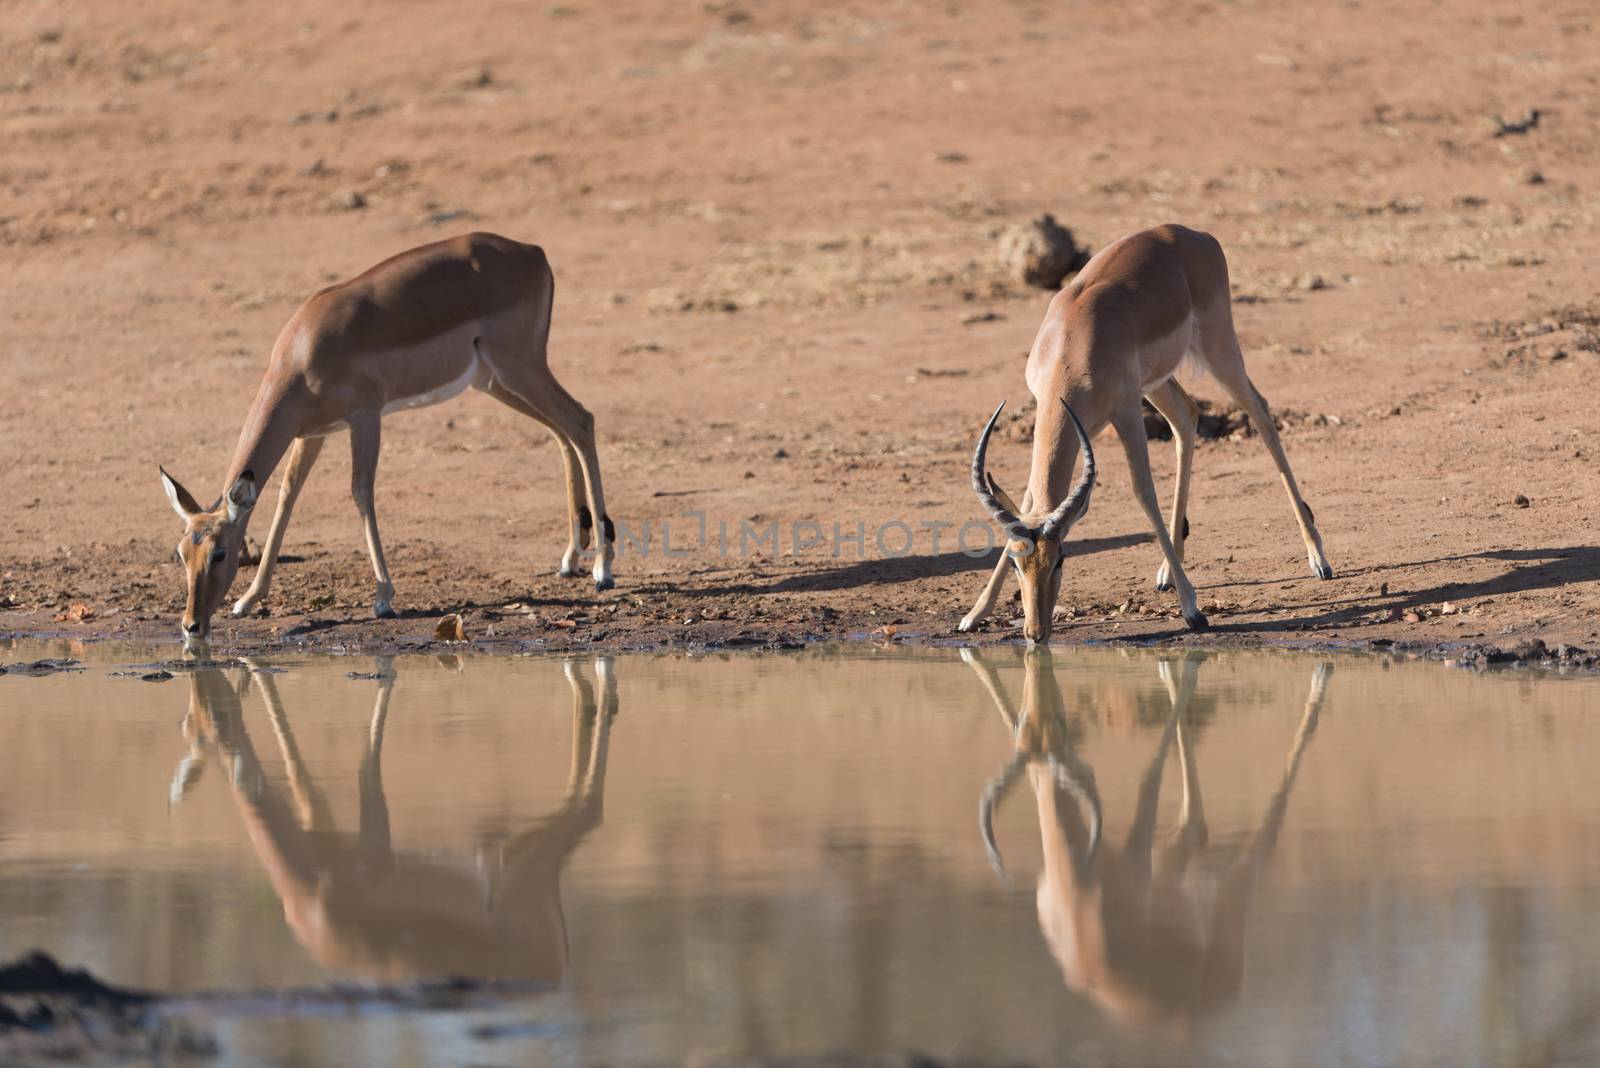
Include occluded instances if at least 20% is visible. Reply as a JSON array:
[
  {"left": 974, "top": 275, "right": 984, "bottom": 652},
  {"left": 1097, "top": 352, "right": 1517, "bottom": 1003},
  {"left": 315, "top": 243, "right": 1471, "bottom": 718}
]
[{"left": 4, "top": 609, "right": 1595, "bottom": 675}]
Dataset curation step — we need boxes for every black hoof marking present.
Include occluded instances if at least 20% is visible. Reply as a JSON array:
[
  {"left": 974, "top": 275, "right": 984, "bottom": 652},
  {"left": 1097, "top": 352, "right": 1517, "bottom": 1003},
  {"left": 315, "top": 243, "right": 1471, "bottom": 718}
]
[
  {"left": 594, "top": 577, "right": 615, "bottom": 593},
  {"left": 1316, "top": 563, "right": 1335, "bottom": 580},
  {"left": 375, "top": 606, "right": 398, "bottom": 620},
  {"left": 1183, "top": 610, "right": 1210, "bottom": 631},
  {"left": 1155, "top": 578, "right": 1173, "bottom": 592},
  {"left": 558, "top": 567, "right": 581, "bottom": 579}
]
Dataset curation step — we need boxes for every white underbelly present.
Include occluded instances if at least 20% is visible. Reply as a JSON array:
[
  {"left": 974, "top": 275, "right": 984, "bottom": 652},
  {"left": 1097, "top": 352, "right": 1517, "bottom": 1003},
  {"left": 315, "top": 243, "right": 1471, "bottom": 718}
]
[{"left": 381, "top": 353, "right": 491, "bottom": 416}]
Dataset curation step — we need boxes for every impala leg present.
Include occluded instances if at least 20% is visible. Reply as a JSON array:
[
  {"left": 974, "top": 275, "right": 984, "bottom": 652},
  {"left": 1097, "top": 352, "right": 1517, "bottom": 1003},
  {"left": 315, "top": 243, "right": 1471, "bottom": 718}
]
[
  {"left": 498, "top": 367, "right": 614, "bottom": 592},
  {"left": 1144, "top": 381, "right": 1199, "bottom": 593},
  {"left": 1109, "top": 406, "right": 1207, "bottom": 629},
  {"left": 959, "top": 554, "right": 1013, "bottom": 633},
  {"left": 485, "top": 381, "right": 590, "bottom": 578},
  {"left": 1204, "top": 332, "right": 1333, "bottom": 580},
  {"left": 234, "top": 436, "right": 325, "bottom": 617},
  {"left": 1203, "top": 662, "right": 1331, "bottom": 995},
  {"left": 348, "top": 412, "right": 397, "bottom": 618},
  {"left": 959, "top": 489, "right": 1033, "bottom": 632},
  {"left": 1157, "top": 655, "right": 1209, "bottom": 878},
  {"left": 358, "top": 665, "right": 395, "bottom": 869},
  {"left": 1121, "top": 702, "right": 1179, "bottom": 891},
  {"left": 959, "top": 646, "right": 1022, "bottom": 730},
  {"left": 257, "top": 667, "right": 334, "bottom": 830},
  {"left": 563, "top": 659, "right": 598, "bottom": 796}
]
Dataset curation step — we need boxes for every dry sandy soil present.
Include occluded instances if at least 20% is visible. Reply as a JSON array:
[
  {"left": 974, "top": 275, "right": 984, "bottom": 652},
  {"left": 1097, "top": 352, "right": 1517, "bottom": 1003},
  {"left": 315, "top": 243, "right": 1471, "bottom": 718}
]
[{"left": 1, "top": 0, "right": 1597, "bottom": 657}]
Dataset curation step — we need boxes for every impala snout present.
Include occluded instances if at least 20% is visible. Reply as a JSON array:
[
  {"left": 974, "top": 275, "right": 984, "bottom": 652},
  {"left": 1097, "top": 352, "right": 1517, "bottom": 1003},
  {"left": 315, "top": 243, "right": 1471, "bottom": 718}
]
[{"left": 1014, "top": 537, "right": 1066, "bottom": 645}]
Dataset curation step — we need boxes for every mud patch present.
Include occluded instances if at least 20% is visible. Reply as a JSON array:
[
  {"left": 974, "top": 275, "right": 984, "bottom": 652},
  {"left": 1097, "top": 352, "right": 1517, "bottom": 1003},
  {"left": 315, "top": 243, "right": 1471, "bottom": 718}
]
[
  {"left": 0, "top": 952, "right": 215, "bottom": 1062},
  {"left": 0, "top": 658, "right": 81, "bottom": 676}
]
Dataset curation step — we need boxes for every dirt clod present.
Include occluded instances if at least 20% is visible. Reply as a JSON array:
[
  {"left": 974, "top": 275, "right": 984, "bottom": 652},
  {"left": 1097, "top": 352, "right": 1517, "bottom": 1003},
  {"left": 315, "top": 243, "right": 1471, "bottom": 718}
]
[{"left": 996, "top": 214, "right": 1088, "bottom": 290}]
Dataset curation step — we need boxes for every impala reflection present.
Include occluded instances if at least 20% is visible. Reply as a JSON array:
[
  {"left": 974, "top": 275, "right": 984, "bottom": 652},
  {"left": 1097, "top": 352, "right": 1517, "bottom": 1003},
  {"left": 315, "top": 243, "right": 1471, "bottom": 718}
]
[
  {"left": 171, "top": 657, "right": 616, "bottom": 984},
  {"left": 966, "top": 648, "right": 1328, "bottom": 1031}
]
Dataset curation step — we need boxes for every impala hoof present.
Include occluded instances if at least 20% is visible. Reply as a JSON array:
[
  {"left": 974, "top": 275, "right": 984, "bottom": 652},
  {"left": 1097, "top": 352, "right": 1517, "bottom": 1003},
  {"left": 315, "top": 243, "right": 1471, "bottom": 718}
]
[
  {"left": 558, "top": 566, "right": 582, "bottom": 579},
  {"left": 1315, "top": 562, "right": 1335, "bottom": 580},
  {"left": 956, "top": 616, "right": 978, "bottom": 633},
  {"left": 374, "top": 603, "right": 398, "bottom": 620},
  {"left": 1182, "top": 609, "right": 1210, "bottom": 631},
  {"left": 594, "top": 577, "right": 615, "bottom": 593}
]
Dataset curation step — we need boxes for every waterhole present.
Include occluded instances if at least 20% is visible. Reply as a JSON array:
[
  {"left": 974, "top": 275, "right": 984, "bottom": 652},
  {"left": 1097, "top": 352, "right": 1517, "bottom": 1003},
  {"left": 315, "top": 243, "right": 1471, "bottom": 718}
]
[{"left": 1, "top": 640, "right": 1596, "bottom": 1066}]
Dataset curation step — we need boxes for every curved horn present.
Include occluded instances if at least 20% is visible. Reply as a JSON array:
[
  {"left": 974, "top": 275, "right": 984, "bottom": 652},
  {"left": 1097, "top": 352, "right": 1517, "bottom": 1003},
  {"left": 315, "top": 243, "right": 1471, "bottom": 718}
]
[
  {"left": 1039, "top": 401, "right": 1096, "bottom": 539},
  {"left": 978, "top": 750, "right": 1028, "bottom": 884},
  {"left": 971, "top": 401, "right": 1031, "bottom": 540}
]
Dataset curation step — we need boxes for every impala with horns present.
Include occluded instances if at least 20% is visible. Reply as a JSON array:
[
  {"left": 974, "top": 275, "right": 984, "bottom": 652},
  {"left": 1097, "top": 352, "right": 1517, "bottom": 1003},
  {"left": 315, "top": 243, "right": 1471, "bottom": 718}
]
[
  {"left": 960, "top": 224, "right": 1333, "bottom": 642},
  {"left": 965, "top": 647, "right": 1330, "bottom": 1031},
  {"left": 159, "top": 232, "right": 614, "bottom": 643}
]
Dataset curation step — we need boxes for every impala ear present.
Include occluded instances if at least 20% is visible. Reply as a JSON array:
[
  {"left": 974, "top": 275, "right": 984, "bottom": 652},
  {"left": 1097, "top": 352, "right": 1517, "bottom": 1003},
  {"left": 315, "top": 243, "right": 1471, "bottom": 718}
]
[
  {"left": 224, "top": 470, "right": 258, "bottom": 522},
  {"left": 985, "top": 472, "right": 1023, "bottom": 516},
  {"left": 160, "top": 466, "right": 204, "bottom": 521}
]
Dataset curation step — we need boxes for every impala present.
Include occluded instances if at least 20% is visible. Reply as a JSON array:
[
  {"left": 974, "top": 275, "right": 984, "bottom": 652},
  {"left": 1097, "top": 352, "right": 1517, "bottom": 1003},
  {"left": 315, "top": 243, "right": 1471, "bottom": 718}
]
[
  {"left": 966, "top": 647, "right": 1329, "bottom": 1029},
  {"left": 159, "top": 232, "right": 614, "bottom": 643},
  {"left": 172, "top": 656, "right": 617, "bottom": 983},
  {"left": 959, "top": 224, "right": 1333, "bottom": 642}
]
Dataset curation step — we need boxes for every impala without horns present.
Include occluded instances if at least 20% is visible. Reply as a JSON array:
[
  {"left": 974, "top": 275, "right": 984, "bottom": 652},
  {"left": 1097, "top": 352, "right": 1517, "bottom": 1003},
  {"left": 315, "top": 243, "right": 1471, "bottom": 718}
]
[
  {"left": 960, "top": 224, "right": 1333, "bottom": 642},
  {"left": 160, "top": 232, "right": 614, "bottom": 643}
]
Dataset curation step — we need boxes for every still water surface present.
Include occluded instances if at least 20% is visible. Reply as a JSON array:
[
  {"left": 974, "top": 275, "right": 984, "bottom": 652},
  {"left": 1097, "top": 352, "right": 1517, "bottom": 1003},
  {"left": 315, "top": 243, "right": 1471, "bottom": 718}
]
[{"left": 1, "top": 640, "right": 1598, "bottom": 1067}]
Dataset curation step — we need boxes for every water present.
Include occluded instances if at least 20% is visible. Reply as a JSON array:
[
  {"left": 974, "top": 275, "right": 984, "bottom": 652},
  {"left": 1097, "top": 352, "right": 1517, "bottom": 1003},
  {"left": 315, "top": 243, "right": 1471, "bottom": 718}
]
[{"left": 2, "top": 640, "right": 1598, "bottom": 1067}]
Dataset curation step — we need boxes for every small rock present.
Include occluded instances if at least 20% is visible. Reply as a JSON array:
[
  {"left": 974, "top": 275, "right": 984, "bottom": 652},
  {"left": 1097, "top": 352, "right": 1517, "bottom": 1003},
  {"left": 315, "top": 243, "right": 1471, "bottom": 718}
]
[
  {"left": 456, "top": 65, "right": 494, "bottom": 90},
  {"left": 338, "top": 190, "right": 366, "bottom": 210},
  {"left": 772, "top": 448, "right": 790, "bottom": 459},
  {"left": 1513, "top": 494, "right": 1531, "bottom": 508}
]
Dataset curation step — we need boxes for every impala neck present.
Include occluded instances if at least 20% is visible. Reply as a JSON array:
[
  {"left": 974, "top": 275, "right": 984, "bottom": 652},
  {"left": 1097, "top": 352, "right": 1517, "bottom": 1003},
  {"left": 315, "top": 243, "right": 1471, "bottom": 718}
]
[
  {"left": 1025, "top": 398, "right": 1084, "bottom": 520},
  {"left": 221, "top": 379, "right": 303, "bottom": 509}
]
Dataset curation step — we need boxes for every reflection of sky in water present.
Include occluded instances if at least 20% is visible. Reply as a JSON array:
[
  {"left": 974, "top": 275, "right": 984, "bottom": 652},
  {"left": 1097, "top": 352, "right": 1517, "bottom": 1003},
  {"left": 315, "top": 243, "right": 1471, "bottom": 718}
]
[{"left": 1, "top": 641, "right": 1597, "bottom": 1067}]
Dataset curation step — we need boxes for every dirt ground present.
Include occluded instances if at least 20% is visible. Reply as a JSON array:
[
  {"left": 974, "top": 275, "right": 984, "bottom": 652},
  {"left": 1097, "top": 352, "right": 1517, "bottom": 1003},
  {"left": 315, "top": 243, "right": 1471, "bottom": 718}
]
[{"left": 1, "top": 0, "right": 1597, "bottom": 659}]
